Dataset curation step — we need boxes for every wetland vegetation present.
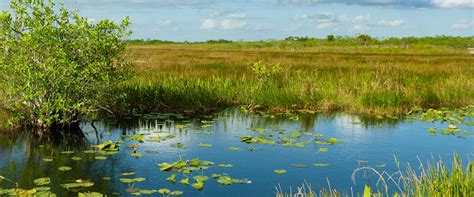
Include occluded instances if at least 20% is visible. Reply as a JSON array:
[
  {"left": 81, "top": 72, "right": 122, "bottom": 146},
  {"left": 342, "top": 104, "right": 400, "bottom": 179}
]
[{"left": 0, "top": 0, "right": 473, "bottom": 196}]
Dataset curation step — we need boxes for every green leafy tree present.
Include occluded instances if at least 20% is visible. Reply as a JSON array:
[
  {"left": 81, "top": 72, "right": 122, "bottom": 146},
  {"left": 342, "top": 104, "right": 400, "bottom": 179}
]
[{"left": 0, "top": 0, "right": 132, "bottom": 129}]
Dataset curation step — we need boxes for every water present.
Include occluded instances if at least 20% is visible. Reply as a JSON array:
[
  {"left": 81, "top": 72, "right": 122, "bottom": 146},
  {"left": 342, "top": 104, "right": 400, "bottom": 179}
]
[{"left": 0, "top": 109, "right": 473, "bottom": 196}]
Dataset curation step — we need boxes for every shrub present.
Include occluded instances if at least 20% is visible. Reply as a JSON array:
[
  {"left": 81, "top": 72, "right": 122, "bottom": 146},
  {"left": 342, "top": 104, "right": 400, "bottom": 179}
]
[{"left": 0, "top": 0, "right": 132, "bottom": 129}]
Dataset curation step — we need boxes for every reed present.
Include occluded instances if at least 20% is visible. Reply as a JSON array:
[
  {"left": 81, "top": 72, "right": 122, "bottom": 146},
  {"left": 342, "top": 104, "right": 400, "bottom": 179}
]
[{"left": 113, "top": 43, "right": 474, "bottom": 115}]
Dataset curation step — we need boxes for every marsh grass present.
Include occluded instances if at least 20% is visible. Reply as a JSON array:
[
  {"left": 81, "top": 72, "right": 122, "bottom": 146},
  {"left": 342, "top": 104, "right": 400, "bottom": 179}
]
[
  {"left": 114, "top": 43, "right": 474, "bottom": 115},
  {"left": 275, "top": 155, "right": 473, "bottom": 197}
]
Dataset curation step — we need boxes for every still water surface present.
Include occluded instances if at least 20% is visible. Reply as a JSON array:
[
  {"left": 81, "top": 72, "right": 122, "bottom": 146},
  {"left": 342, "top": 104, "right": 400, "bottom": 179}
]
[{"left": 0, "top": 109, "right": 473, "bottom": 196}]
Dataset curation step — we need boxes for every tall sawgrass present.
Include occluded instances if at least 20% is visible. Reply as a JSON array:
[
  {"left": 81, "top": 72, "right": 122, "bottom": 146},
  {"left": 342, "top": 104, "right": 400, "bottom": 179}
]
[
  {"left": 275, "top": 155, "right": 474, "bottom": 197},
  {"left": 113, "top": 58, "right": 473, "bottom": 115}
]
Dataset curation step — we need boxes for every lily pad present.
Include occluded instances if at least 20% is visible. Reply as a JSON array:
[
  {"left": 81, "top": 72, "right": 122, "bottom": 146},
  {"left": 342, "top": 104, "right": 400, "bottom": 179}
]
[
  {"left": 314, "top": 163, "right": 330, "bottom": 167},
  {"left": 170, "top": 191, "right": 184, "bottom": 196},
  {"left": 179, "top": 178, "right": 189, "bottom": 185},
  {"left": 158, "top": 188, "right": 171, "bottom": 194},
  {"left": 58, "top": 166, "right": 72, "bottom": 171},
  {"left": 227, "top": 147, "right": 241, "bottom": 151},
  {"left": 94, "top": 156, "right": 107, "bottom": 160},
  {"left": 191, "top": 180, "right": 203, "bottom": 190},
  {"left": 198, "top": 143, "right": 212, "bottom": 147},
  {"left": 274, "top": 169, "right": 287, "bottom": 174},
  {"left": 166, "top": 174, "right": 176, "bottom": 183},
  {"left": 33, "top": 177, "right": 51, "bottom": 186},
  {"left": 71, "top": 156, "right": 82, "bottom": 161},
  {"left": 319, "top": 148, "right": 328, "bottom": 152}
]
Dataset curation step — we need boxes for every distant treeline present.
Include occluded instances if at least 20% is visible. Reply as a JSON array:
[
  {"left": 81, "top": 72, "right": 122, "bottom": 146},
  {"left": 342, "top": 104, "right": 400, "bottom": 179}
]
[{"left": 126, "top": 35, "right": 474, "bottom": 48}]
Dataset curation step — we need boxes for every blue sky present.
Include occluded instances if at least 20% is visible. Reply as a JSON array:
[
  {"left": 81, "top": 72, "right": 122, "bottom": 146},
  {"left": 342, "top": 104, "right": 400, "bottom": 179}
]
[{"left": 1, "top": 0, "right": 473, "bottom": 41}]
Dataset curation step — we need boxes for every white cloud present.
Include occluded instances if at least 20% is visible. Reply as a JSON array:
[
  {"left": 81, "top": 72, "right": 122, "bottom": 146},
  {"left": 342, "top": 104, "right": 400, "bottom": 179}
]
[
  {"left": 220, "top": 19, "right": 248, "bottom": 30},
  {"left": 451, "top": 20, "right": 473, "bottom": 29},
  {"left": 353, "top": 14, "right": 370, "bottom": 23},
  {"left": 201, "top": 10, "right": 249, "bottom": 30},
  {"left": 227, "top": 12, "right": 247, "bottom": 19},
  {"left": 432, "top": 0, "right": 474, "bottom": 8},
  {"left": 376, "top": 19, "right": 405, "bottom": 27},
  {"left": 158, "top": 19, "right": 179, "bottom": 31},
  {"left": 200, "top": 18, "right": 218, "bottom": 29}
]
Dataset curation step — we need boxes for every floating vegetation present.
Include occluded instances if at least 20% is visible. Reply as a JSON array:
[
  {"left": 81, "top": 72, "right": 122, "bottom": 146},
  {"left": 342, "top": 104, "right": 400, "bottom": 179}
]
[
  {"left": 166, "top": 174, "right": 176, "bottom": 183},
  {"left": 212, "top": 174, "right": 251, "bottom": 185},
  {"left": 240, "top": 136, "right": 275, "bottom": 145},
  {"left": 291, "top": 164, "right": 308, "bottom": 168},
  {"left": 58, "top": 166, "right": 72, "bottom": 172},
  {"left": 227, "top": 147, "right": 241, "bottom": 151},
  {"left": 149, "top": 135, "right": 175, "bottom": 142},
  {"left": 218, "top": 164, "right": 233, "bottom": 168},
  {"left": 33, "top": 177, "right": 51, "bottom": 186},
  {"left": 95, "top": 156, "right": 107, "bottom": 160},
  {"left": 198, "top": 143, "right": 213, "bottom": 147},
  {"left": 119, "top": 177, "right": 146, "bottom": 183},
  {"left": 191, "top": 180, "right": 204, "bottom": 190},
  {"left": 71, "top": 156, "right": 82, "bottom": 161},
  {"left": 194, "top": 130, "right": 214, "bottom": 135},
  {"left": 319, "top": 148, "right": 328, "bottom": 152},
  {"left": 274, "top": 169, "right": 287, "bottom": 174},
  {"left": 170, "top": 142, "right": 187, "bottom": 149},
  {"left": 61, "top": 180, "right": 95, "bottom": 189},
  {"left": 314, "top": 163, "right": 330, "bottom": 167}
]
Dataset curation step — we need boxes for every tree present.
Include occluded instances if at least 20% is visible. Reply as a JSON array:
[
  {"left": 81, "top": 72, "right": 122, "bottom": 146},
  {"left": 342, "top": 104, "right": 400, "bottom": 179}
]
[
  {"left": 326, "top": 35, "right": 335, "bottom": 42},
  {"left": 0, "top": 0, "right": 132, "bottom": 130}
]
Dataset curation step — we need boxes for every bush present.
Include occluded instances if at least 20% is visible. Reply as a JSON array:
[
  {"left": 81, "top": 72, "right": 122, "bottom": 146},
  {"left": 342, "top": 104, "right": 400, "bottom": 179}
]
[{"left": 0, "top": 0, "right": 132, "bottom": 129}]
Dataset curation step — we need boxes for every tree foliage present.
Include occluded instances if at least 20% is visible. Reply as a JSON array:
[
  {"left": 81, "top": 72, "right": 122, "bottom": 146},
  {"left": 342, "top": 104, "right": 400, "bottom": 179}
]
[{"left": 0, "top": 0, "right": 132, "bottom": 129}]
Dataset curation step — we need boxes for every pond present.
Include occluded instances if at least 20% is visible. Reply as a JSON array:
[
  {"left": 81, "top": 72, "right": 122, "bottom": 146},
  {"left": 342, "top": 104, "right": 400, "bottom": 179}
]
[{"left": 0, "top": 109, "right": 473, "bottom": 196}]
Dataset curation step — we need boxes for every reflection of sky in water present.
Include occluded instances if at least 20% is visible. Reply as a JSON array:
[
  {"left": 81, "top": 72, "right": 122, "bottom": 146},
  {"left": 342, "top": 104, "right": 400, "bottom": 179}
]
[{"left": 0, "top": 109, "right": 473, "bottom": 196}]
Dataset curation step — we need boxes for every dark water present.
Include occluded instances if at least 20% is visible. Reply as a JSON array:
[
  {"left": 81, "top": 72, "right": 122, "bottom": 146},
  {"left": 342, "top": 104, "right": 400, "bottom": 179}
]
[{"left": 0, "top": 109, "right": 473, "bottom": 196}]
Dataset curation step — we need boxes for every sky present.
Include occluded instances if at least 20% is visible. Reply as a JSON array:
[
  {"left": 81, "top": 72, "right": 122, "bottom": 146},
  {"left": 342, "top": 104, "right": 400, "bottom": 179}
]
[{"left": 1, "top": 0, "right": 473, "bottom": 41}]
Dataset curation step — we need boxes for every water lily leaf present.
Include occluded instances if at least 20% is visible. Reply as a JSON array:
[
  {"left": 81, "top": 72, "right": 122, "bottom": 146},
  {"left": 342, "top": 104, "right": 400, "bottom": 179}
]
[
  {"left": 193, "top": 175, "right": 209, "bottom": 182},
  {"left": 60, "top": 151, "right": 74, "bottom": 154},
  {"left": 103, "top": 177, "right": 111, "bottom": 181},
  {"left": 139, "top": 190, "right": 157, "bottom": 195},
  {"left": 166, "top": 174, "right": 176, "bottom": 183},
  {"left": 130, "top": 153, "right": 143, "bottom": 157},
  {"left": 158, "top": 189, "right": 171, "bottom": 194},
  {"left": 327, "top": 138, "right": 338, "bottom": 144},
  {"left": 274, "top": 169, "right": 287, "bottom": 174},
  {"left": 314, "top": 163, "right": 330, "bottom": 167},
  {"left": 82, "top": 150, "right": 96, "bottom": 154},
  {"left": 170, "top": 190, "right": 184, "bottom": 196},
  {"left": 58, "top": 166, "right": 72, "bottom": 171},
  {"left": 291, "top": 164, "right": 308, "bottom": 168},
  {"left": 34, "top": 187, "right": 50, "bottom": 192},
  {"left": 227, "top": 147, "right": 241, "bottom": 151},
  {"left": 319, "top": 148, "right": 328, "bottom": 152},
  {"left": 218, "top": 164, "right": 233, "bottom": 168},
  {"left": 191, "top": 180, "right": 203, "bottom": 190},
  {"left": 33, "top": 177, "right": 51, "bottom": 186},
  {"left": 134, "top": 178, "right": 146, "bottom": 182},
  {"left": 60, "top": 181, "right": 94, "bottom": 189},
  {"left": 121, "top": 172, "right": 136, "bottom": 176},
  {"left": 71, "top": 156, "right": 82, "bottom": 161},
  {"left": 119, "top": 178, "right": 134, "bottom": 183},
  {"left": 180, "top": 177, "right": 189, "bottom": 185},
  {"left": 217, "top": 176, "right": 233, "bottom": 185},
  {"left": 170, "top": 143, "right": 186, "bottom": 149},
  {"left": 78, "top": 192, "right": 104, "bottom": 197},
  {"left": 43, "top": 157, "right": 53, "bottom": 162},
  {"left": 198, "top": 143, "right": 212, "bottom": 147},
  {"left": 159, "top": 163, "right": 174, "bottom": 171},
  {"left": 94, "top": 156, "right": 107, "bottom": 160}
]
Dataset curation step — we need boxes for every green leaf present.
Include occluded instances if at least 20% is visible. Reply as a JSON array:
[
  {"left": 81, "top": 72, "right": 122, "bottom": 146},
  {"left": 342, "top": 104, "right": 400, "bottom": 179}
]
[
  {"left": 158, "top": 188, "right": 170, "bottom": 194},
  {"left": 179, "top": 178, "right": 189, "bottom": 185},
  {"left": 191, "top": 180, "right": 204, "bottom": 190},
  {"left": 274, "top": 169, "right": 287, "bottom": 174},
  {"left": 58, "top": 166, "right": 72, "bottom": 171},
  {"left": 33, "top": 177, "right": 51, "bottom": 186}
]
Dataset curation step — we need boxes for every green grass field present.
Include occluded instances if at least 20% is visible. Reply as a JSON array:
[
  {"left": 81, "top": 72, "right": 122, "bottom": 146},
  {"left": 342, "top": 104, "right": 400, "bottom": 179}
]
[{"left": 113, "top": 40, "right": 474, "bottom": 115}]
